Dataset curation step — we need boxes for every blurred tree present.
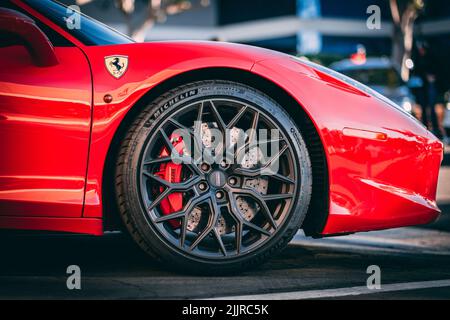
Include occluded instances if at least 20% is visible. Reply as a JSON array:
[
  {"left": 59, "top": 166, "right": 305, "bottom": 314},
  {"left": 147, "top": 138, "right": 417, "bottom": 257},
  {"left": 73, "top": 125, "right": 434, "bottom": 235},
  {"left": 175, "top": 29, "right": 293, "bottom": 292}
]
[
  {"left": 389, "top": 0, "right": 425, "bottom": 80},
  {"left": 76, "top": 0, "right": 210, "bottom": 42}
]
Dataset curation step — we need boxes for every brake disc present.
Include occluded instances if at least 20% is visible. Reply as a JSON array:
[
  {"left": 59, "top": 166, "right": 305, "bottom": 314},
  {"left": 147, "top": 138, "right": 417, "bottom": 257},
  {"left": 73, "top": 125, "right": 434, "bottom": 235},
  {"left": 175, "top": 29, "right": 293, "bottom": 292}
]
[{"left": 187, "top": 207, "right": 202, "bottom": 232}]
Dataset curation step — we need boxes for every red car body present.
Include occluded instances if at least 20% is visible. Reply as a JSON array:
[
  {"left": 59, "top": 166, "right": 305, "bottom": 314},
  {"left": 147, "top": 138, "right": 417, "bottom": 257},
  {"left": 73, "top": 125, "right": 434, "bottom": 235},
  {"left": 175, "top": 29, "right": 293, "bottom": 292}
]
[{"left": 0, "top": 0, "right": 443, "bottom": 237}]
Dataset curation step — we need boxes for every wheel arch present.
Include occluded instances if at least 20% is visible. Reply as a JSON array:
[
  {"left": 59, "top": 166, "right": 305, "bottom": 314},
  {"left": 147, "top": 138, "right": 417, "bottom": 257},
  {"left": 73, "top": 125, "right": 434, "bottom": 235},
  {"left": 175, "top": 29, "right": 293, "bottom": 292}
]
[{"left": 102, "top": 67, "right": 329, "bottom": 236}]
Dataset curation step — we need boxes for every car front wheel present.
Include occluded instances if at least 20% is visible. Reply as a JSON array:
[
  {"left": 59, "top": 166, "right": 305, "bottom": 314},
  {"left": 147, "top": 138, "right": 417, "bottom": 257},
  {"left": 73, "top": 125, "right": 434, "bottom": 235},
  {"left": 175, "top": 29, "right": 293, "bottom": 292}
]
[{"left": 115, "top": 80, "right": 312, "bottom": 274}]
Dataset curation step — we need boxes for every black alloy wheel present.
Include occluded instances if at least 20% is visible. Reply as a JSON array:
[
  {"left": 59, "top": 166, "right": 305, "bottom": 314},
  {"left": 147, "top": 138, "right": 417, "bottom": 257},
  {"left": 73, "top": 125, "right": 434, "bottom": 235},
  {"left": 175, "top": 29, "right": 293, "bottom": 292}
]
[{"left": 115, "top": 80, "right": 312, "bottom": 274}]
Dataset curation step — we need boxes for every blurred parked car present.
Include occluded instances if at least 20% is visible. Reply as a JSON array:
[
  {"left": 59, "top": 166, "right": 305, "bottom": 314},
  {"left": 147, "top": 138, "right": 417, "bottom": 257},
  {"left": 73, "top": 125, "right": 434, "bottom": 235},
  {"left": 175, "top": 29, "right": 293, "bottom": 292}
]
[{"left": 331, "top": 57, "right": 415, "bottom": 114}]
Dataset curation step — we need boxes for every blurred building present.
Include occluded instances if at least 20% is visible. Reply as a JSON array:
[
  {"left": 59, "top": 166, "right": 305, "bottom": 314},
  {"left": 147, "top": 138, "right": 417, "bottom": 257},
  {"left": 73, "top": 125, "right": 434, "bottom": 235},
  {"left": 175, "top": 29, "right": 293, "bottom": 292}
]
[
  {"left": 68, "top": 0, "right": 449, "bottom": 55},
  {"left": 64, "top": 0, "right": 449, "bottom": 86},
  {"left": 218, "top": 0, "right": 449, "bottom": 59}
]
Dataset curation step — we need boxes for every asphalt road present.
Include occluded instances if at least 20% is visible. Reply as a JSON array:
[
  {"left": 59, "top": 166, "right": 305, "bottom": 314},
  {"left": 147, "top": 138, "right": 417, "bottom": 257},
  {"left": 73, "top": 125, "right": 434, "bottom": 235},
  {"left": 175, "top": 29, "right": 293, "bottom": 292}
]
[{"left": 0, "top": 149, "right": 449, "bottom": 300}]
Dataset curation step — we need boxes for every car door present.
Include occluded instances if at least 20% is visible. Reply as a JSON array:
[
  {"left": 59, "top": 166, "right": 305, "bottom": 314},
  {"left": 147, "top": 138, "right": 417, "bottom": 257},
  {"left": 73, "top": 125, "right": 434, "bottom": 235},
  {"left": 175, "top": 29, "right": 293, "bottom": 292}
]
[{"left": 0, "top": 4, "right": 92, "bottom": 217}]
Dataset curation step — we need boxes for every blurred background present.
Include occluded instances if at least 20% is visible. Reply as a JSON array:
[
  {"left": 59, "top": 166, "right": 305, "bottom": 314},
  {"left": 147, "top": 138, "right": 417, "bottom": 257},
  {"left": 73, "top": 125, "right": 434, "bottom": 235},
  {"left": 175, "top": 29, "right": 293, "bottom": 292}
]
[{"left": 64, "top": 0, "right": 450, "bottom": 143}]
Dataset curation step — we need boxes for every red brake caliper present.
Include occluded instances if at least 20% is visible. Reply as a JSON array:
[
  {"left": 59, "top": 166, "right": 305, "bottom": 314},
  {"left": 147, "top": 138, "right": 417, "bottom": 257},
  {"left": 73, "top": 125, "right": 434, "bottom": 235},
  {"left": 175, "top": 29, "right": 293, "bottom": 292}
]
[{"left": 154, "top": 133, "right": 185, "bottom": 228}]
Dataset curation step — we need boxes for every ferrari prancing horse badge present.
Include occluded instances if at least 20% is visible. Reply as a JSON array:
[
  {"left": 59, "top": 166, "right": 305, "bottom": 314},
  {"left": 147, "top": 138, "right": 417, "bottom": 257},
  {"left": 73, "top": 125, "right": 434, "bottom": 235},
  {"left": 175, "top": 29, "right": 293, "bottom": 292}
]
[{"left": 104, "top": 55, "right": 128, "bottom": 79}]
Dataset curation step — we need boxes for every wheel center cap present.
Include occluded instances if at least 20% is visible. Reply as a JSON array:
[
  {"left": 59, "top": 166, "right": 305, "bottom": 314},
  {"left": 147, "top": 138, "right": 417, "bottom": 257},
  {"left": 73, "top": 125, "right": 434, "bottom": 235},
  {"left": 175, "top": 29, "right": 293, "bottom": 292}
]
[{"left": 208, "top": 170, "right": 226, "bottom": 188}]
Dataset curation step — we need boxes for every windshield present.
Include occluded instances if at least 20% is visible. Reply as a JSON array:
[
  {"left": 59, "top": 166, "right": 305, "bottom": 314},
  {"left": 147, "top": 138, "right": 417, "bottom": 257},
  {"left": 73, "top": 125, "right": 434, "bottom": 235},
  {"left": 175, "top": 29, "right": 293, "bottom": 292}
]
[
  {"left": 339, "top": 68, "right": 403, "bottom": 88},
  {"left": 22, "top": 0, "right": 134, "bottom": 46}
]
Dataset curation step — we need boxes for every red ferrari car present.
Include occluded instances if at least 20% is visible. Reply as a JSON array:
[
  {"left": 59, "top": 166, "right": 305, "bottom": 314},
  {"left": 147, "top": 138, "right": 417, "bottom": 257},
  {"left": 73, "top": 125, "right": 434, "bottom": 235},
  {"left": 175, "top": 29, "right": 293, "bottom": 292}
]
[{"left": 0, "top": 0, "right": 443, "bottom": 273}]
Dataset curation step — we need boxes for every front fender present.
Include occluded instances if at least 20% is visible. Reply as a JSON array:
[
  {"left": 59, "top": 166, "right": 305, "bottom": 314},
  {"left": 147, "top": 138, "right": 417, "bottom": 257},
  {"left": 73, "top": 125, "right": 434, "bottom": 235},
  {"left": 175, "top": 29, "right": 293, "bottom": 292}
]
[{"left": 252, "top": 57, "right": 442, "bottom": 235}]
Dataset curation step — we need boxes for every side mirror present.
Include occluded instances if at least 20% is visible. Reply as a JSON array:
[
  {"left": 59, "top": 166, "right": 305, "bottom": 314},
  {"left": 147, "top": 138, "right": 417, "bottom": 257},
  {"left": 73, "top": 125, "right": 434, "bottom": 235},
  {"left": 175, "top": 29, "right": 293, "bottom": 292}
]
[
  {"left": 407, "top": 76, "right": 423, "bottom": 89},
  {"left": 0, "top": 8, "right": 58, "bottom": 67}
]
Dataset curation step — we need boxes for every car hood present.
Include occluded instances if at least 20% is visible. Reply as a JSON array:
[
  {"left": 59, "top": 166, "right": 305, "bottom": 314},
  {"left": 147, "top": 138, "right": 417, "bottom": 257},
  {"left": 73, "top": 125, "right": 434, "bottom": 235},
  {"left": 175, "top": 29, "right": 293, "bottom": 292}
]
[{"left": 94, "top": 40, "right": 288, "bottom": 64}]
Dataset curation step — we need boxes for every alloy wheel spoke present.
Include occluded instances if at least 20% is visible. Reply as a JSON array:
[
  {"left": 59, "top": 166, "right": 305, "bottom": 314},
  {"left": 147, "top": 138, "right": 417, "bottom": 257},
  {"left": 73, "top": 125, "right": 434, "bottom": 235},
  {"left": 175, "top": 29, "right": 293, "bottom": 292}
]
[
  {"left": 226, "top": 195, "right": 245, "bottom": 254},
  {"left": 154, "top": 207, "right": 184, "bottom": 223},
  {"left": 247, "top": 110, "right": 259, "bottom": 145},
  {"left": 154, "top": 193, "right": 209, "bottom": 223},
  {"left": 159, "top": 128, "right": 177, "bottom": 155},
  {"left": 243, "top": 220, "right": 271, "bottom": 237},
  {"left": 213, "top": 228, "right": 227, "bottom": 256},
  {"left": 148, "top": 187, "right": 172, "bottom": 212},
  {"left": 189, "top": 198, "right": 221, "bottom": 251},
  {"left": 261, "top": 144, "right": 288, "bottom": 172},
  {"left": 234, "top": 137, "right": 285, "bottom": 166},
  {"left": 168, "top": 117, "right": 204, "bottom": 163},
  {"left": 233, "top": 111, "right": 259, "bottom": 162},
  {"left": 208, "top": 100, "right": 227, "bottom": 158},
  {"left": 143, "top": 170, "right": 201, "bottom": 191},
  {"left": 189, "top": 226, "right": 213, "bottom": 252},
  {"left": 143, "top": 156, "right": 172, "bottom": 166},
  {"left": 209, "top": 100, "right": 227, "bottom": 134},
  {"left": 233, "top": 168, "right": 294, "bottom": 187},
  {"left": 232, "top": 188, "right": 277, "bottom": 230},
  {"left": 227, "top": 105, "right": 248, "bottom": 129},
  {"left": 167, "top": 117, "right": 190, "bottom": 131},
  {"left": 179, "top": 216, "right": 188, "bottom": 247},
  {"left": 269, "top": 173, "right": 295, "bottom": 185},
  {"left": 192, "top": 102, "right": 206, "bottom": 161},
  {"left": 210, "top": 200, "right": 228, "bottom": 256},
  {"left": 196, "top": 101, "right": 204, "bottom": 123},
  {"left": 262, "top": 193, "right": 294, "bottom": 201},
  {"left": 234, "top": 222, "right": 243, "bottom": 254},
  {"left": 257, "top": 137, "right": 285, "bottom": 146}
]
